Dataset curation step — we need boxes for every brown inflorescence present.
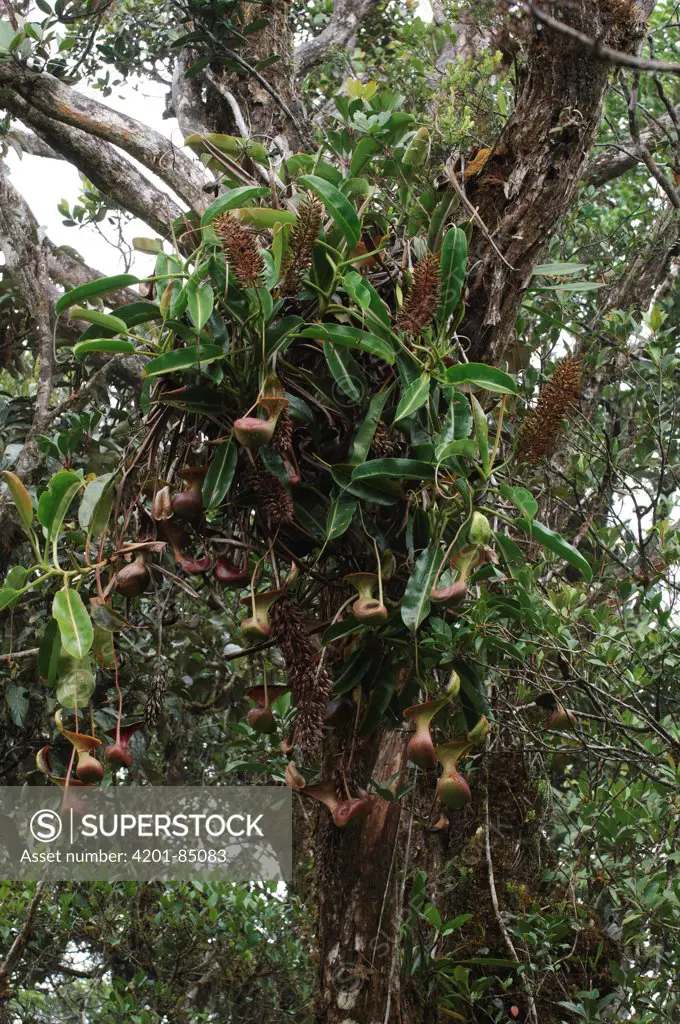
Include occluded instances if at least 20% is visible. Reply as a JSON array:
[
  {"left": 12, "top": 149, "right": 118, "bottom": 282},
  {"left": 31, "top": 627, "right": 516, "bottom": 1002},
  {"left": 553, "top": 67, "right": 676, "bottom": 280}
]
[
  {"left": 214, "top": 213, "right": 264, "bottom": 287},
  {"left": 249, "top": 470, "right": 294, "bottom": 525},
  {"left": 270, "top": 406, "right": 294, "bottom": 457},
  {"left": 397, "top": 252, "right": 441, "bottom": 334},
  {"left": 518, "top": 356, "right": 582, "bottom": 464},
  {"left": 271, "top": 597, "right": 333, "bottom": 759},
  {"left": 280, "top": 195, "right": 323, "bottom": 294}
]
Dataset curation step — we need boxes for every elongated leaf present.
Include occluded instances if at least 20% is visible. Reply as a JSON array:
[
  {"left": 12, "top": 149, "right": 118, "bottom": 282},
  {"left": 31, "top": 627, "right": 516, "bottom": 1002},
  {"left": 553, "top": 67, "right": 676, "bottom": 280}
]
[
  {"left": 37, "top": 469, "right": 83, "bottom": 540},
  {"left": 324, "top": 343, "right": 366, "bottom": 403},
  {"left": 402, "top": 542, "right": 440, "bottom": 631},
  {"left": 0, "top": 470, "right": 33, "bottom": 530},
  {"left": 202, "top": 441, "right": 237, "bottom": 508},
  {"left": 435, "top": 439, "right": 478, "bottom": 462},
  {"left": 187, "top": 280, "right": 214, "bottom": 331},
  {"left": 38, "top": 618, "right": 61, "bottom": 685},
  {"left": 438, "top": 392, "right": 473, "bottom": 444},
  {"left": 6, "top": 682, "right": 28, "bottom": 727},
  {"left": 233, "top": 207, "right": 296, "bottom": 230},
  {"left": 352, "top": 458, "right": 435, "bottom": 482},
  {"left": 53, "top": 587, "right": 94, "bottom": 660},
  {"left": 325, "top": 497, "right": 357, "bottom": 541},
  {"left": 144, "top": 344, "right": 225, "bottom": 377},
  {"left": 201, "top": 185, "right": 269, "bottom": 226},
  {"left": 438, "top": 226, "right": 467, "bottom": 327},
  {"left": 299, "top": 174, "right": 361, "bottom": 248},
  {"left": 69, "top": 307, "right": 128, "bottom": 333},
  {"left": 532, "top": 262, "right": 588, "bottom": 276},
  {"left": 350, "top": 137, "right": 379, "bottom": 177},
  {"left": 514, "top": 518, "right": 592, "bottom": 580},
  {"left": 500, "top": 483, "right": 537, "bottom": 520},
  {"left": 79, "top": 473, "right": 116, "bottom": 531},
  {"left": 93, "top": 626, "right": 116, "bottom": 669},
  {"left": 443, "top": 362, "right": 517, "bottom": 395},
  {"left": 299, "top": 324, "right": 394, "bottom": 364},
  {"left": 470, "top": 394, "right": 489, "bottom": 473},
  {"left": 350, "top": 391, "right": 389, "bottom": 465},
  {"left": 74, "top": 339, "right": 136, "bottom": 359},
  {"left": 55, "top": 274, "right": 139, "bottom": 315},
  {"left": 393, "top": 373, "right": 430, "bottom": 424}
]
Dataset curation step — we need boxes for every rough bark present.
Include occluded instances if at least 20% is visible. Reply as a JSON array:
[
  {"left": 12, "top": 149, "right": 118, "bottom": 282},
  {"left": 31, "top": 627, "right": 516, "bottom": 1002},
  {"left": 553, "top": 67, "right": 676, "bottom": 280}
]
[
  {"left": 294, "top": 0, "right": 381, "bottom": 77},
  {"left": 459, "top": 0, "right": 657, "bottom": 366},
  {"left": 205, "top": 2, "right": 310, "bottom": 152},
  {"left": 315, "top": 732, "right": 416, "bottom": 1024}
]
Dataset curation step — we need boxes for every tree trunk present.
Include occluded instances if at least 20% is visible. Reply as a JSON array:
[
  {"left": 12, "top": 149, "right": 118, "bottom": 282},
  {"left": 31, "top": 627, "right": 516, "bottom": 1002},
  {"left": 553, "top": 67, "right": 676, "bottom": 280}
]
[{"left": 460, "top": 0, "right": 657, "bottom": 367}]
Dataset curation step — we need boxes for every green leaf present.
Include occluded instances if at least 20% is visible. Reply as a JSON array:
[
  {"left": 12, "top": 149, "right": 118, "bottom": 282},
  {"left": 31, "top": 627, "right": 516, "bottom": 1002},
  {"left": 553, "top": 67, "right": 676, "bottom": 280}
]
[
  {"left": 79, "top": 473, "right": 116, "bottom": 531},
  {"left": 438, "top": 226, "right": 467, "bottom": 327},
  {"left": 435, "top": 439, "right": 478, "bottom": 462},
  {"left": 324, "top": 343, "right": 366, "bottom": 403},
  {"left": 360, "top": 672, "right": 397, "bottom": 736},
  {"left": 438, "top": 392, "right": 472, "bottom": 443},
  {"left": 233, "top": 208, "right": 296, "bottom": 230},
  {"left": 73, "top": 339, "right": 136, "bottom": 359},
  {"left": 500, "top": 483, "right": 537, "bottom": 519},
  {"left": 0, "top": 587, "right": 20, "bottom": 611},
  {"left": 532, "top": 262, "right": 588, "bottom": 276},
  {"left": 38, "top": 618, "right": 61, "bottom": 685},
  {"left": 53, "top": 587, "right": 94, "bottom": 660},
  {"left": 350, "top": 391, "right": 389, "bottom": 465},
  {"left": 325, "top": 497, "right": 357, "bottom": 541},
  {"left": 57, "top": 656, "right": 95, "bottom": 708},
  {"left": 0, "top": 470, "right": 33, "bottom": 530},
  {"left": 187, "top": 279, "right": 214, "bottom": 331},
  {"left": 201, "top": 186, "right": 270, "bottom": 227},
  {"left": 393, "top": 373, "right": 430, "bottom": 424},
  {"left": 68, "top": 307, "right": 128, "bottom": 333},
  {"left": 144, "top": 344, "right": 225, "bottom": 377},
  {"left": 299, "top": 324, "right": 394, "bottom": 364},
  {"left": 536, "top": 281, "right": 603, "bottom": 293},
  {"left": 298, "top": 174, "right": 361, "bottom": 248},
  {"left": 55, "top": 274, "right": 139, "bottom": 315},
  {"left": 5, "top": 682, "right": 28, "bottom": 727},
  {"left": 443, "top": 362, "right": 517, "bottom": 395},
  {"left": 402, "top": 542, "right": 440, "bottom": 632},
  {"left": 93, "top": 627, "right": 116, "bottom": 669},
  {"left": 202, "top": 440, "right": 237, "bottom": 509},
  {"left": 37, "top": 470, "right": 83, "bottom": 540},
  {"left": 470, "top": 394, "right": 489, "bottom": 474},
  {"left": 514, "top": 518, "right": 592, "bottom": 580},
  {"left": 352, "top": 458, "right": 435, "bottom": 482}
]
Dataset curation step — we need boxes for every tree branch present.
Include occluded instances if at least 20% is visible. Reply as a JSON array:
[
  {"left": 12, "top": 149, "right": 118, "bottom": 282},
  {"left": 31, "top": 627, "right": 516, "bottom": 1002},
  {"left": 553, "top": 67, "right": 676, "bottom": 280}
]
[
  {"left": 2, "top": 92, "right": 183, "bottom": 236},
  {"left": 0, "top": 64, "right": 208, "bottom": 213},
  {"left": 587, "top": 101, "right": 680, "bottom": 187},
  {"left": 294, "top": 0, "right": 380, "bottom": 76}
]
